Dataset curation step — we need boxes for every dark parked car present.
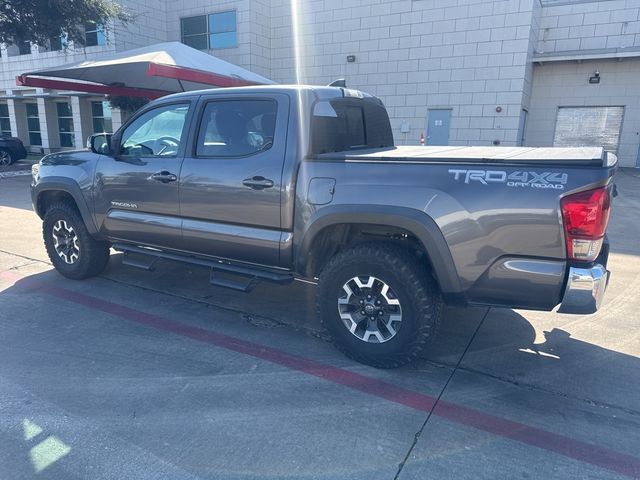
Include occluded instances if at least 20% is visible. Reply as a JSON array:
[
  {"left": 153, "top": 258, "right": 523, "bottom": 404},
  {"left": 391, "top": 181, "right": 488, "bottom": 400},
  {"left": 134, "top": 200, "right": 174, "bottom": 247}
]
[{"left": 0, "top": 137, "right": 28, "bottom": 166}]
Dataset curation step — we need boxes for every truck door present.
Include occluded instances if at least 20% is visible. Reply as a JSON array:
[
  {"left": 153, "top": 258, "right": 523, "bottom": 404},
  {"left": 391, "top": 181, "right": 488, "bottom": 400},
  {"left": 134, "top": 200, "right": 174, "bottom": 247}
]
[
  {"left": 94, "top": 101, "right": 193, "bottom": 249},
  {"left": 179, "top": 94, "right": 289, "bottom": 266}
]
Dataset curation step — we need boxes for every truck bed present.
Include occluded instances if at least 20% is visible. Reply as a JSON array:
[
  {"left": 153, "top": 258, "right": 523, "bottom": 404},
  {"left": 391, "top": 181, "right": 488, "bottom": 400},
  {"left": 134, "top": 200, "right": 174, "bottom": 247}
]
[{"left": 314, "top": 146, "right": 608, "bottom": 167}]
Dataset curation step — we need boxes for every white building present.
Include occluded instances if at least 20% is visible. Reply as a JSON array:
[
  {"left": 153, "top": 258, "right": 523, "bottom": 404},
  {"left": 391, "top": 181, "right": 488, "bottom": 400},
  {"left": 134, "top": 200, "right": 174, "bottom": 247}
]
[{"left": 1, "top": 0, "right": 639, "bottom": 167}]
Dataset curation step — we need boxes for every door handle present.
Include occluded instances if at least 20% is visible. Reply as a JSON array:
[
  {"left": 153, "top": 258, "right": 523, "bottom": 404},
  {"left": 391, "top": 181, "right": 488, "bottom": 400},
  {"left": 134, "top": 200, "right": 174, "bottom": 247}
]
[
  {"left": 242, "top": 176, "right": 274, "bottom": 190},
  {"left": 150, "top": 171, "right": 178, "bottom": 183}
]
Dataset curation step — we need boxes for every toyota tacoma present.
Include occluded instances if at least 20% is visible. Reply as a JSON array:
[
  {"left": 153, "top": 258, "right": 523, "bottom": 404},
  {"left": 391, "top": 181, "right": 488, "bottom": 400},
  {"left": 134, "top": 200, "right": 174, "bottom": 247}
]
[{"left": 31, "top": 85, "right": 615, "bottom": 367}]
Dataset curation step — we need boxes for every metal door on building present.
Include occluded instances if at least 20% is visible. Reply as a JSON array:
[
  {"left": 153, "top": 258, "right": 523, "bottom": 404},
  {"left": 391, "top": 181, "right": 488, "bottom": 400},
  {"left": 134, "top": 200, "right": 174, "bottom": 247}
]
[{"left": 426, "top": 109, "right": 451, "bottom": 146}]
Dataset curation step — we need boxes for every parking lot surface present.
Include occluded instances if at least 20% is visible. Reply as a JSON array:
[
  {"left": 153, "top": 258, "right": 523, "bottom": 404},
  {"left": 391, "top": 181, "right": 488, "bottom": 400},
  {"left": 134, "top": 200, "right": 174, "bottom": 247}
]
[{"left": 1, "top": 165, "right": 639, "bottom": 479}]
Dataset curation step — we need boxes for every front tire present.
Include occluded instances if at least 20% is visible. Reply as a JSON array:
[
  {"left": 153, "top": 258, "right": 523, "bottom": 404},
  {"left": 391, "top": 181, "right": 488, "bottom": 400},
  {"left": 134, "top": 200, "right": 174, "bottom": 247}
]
[
  {"left": 43, "top": 202, "right": 110, "bottom": 279},
  {"left": 317, "top": 243, "right": 443, "bottom": 368}
]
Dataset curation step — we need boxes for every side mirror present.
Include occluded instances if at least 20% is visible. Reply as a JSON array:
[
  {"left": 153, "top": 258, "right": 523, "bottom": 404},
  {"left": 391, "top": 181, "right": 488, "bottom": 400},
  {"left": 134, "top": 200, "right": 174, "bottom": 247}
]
[{"left": 88, "top": 133, "right": 113, "bottom": 155}]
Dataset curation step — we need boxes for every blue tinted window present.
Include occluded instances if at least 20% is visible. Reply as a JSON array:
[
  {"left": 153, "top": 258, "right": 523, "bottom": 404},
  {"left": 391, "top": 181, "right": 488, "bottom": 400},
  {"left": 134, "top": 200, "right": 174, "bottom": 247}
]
[
  {"left": 26, "top": 103, "right": 41, "bottom": 145},
  {"left": 209, "top": 31, "right": 237, "bottom": 49},
  {"left": 56, "top": 102, "right": 72, "bottom": 117},
  {"left": 49, "top": 35, "right": 64, "bottom": 51},
  {"left": 96, "top": 29, "right": 106, "bottom": 46},
  {"left": 18, "top": 41, "right": 31, "bottom": 55},
  {"left": 182, "top": 15, "right": 206, "bottom": 36},
  {"left": 26, "top": 103, "right": 39, "bottom": 117},
  {"left": 91, "top": 101, "right": 113, "bottom": 133},
  {"left": 56, "top": 102, "right": 74, "bottom": 148},
  {"left": 181, "top": 10, "right": 237, "bottom": 50},
  {"left": 29, "top": 132, "right": 42, "bottom": 145},
  {"left": 183, "top": 34, "right": 208, "bottom": 50},
  {"left": 0, "top": 103, "right": 11, "bottom": 137},
  {"left": 209, "top": 11, "right": 236, "bottom": 33},
  {"left": 85, "top": 23, "right": 106, "bottom": 46}
]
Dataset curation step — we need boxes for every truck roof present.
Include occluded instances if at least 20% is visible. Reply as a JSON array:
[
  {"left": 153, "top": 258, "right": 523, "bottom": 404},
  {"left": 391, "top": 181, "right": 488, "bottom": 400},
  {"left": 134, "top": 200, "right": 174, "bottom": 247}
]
[
  {"left": 162, "top": 84, "right": 371, "bottom": 100},
  {"left": 315, "top": 146, "right": 611, "bottom": 167}
]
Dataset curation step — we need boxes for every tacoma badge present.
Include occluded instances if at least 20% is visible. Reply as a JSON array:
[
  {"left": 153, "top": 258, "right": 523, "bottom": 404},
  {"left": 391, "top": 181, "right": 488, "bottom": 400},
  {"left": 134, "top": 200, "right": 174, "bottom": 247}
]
[{"left": 110, "top": 201, "right": 138, "bottom": 209}]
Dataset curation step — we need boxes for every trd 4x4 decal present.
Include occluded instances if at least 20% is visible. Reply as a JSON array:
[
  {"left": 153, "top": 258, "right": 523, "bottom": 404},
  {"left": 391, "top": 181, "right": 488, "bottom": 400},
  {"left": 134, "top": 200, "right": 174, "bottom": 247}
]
[{"left": 448, "top": 169, "right": 568, "bottom": 190}]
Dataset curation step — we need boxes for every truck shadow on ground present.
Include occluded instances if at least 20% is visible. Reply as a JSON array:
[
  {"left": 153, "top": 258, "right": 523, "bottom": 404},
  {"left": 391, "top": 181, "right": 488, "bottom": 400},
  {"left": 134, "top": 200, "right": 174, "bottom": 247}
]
[
  {"left": 12, "top": 258, "right": 640, "bottom": 415},
  {"left": 1, "top": 265, "right": 639, "bottom": 478},
  {"left": 100, "top": 251, "right": 639, "bottom": 413}
]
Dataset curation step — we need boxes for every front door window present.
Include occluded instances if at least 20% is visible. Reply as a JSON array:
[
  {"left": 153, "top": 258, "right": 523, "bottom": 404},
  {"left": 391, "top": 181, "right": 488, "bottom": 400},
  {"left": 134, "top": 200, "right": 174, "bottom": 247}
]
[{"left": 120, "top": 104, "right": 190, "bottom": 157}]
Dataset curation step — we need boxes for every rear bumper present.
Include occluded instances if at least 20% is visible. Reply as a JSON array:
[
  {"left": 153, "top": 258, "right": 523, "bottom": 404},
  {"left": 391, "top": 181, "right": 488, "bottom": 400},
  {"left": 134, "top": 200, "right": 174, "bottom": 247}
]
[{"left": 558, "top": 264, "right": 609, "bottom": 314}]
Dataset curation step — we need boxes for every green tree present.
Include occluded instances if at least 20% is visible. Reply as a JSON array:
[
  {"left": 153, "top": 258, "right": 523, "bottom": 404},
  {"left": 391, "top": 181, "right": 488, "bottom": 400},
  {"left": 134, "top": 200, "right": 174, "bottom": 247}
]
[
  {"left": 0, "top": 0, "right": 131, "bottom": 47},
  {"left": 106, "top": 95, "right": 149, "bottom": 115}
]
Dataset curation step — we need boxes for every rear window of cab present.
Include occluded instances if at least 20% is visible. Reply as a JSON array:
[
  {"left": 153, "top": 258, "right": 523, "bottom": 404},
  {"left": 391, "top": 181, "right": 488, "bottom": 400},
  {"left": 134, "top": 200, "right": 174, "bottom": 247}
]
[{"left": 310, "top": 98, "right": 393, "bottom": 154}]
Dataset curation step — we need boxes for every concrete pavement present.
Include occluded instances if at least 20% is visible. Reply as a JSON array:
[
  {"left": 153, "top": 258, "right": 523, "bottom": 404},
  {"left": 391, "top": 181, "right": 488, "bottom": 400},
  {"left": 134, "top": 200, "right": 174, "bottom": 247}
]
[{"left": 0, "top": 169, "right": 638, "bottom": 479}]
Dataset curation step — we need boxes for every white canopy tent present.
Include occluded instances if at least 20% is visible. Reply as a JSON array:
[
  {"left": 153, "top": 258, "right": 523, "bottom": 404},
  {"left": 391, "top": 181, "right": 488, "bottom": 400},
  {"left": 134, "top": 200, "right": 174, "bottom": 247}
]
[{"left": 17, "top": 41, "right": 275, "bottom": 98}]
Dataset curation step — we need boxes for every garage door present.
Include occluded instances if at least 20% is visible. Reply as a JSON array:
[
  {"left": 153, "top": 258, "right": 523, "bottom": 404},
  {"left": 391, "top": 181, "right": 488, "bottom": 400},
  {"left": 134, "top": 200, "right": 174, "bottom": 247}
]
[{"left": 553, "top": 106, "right": 624, "bottom": 152}]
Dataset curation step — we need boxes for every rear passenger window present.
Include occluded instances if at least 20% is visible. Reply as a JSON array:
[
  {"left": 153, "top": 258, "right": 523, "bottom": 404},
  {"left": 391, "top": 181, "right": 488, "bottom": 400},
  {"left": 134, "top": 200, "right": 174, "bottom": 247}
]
[{"left": 197, "top": 100, "right": 277, "bottom": 157}]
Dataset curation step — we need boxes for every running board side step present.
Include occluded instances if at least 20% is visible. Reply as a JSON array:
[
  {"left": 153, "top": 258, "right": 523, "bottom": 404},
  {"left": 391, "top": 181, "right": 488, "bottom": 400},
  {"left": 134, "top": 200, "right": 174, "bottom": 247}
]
[
  {"left": 122, "top": 251, "right": 159, "bottom": 271},
  {"left": 113, "top": 243, "right": 294, "bottom": 292},
  {"left": 209, "top": 270, "right": 260, "bottom": 293}
]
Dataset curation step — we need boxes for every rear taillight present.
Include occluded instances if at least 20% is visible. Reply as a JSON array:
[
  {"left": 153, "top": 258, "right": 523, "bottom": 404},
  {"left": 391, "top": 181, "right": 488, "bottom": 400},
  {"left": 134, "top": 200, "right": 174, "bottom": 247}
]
[{"left": 560, "top": 186, "right": 611, "bottom": 262}]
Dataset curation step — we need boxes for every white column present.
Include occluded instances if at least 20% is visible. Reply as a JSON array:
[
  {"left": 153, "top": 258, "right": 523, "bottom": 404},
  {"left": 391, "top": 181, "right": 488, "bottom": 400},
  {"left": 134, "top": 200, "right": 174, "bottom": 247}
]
[
  {"left": 37, "top": 96, "right": 60, "bottom": 153},
  {"left": 70, "top": 96, "right": 87, "bottom": 149}
]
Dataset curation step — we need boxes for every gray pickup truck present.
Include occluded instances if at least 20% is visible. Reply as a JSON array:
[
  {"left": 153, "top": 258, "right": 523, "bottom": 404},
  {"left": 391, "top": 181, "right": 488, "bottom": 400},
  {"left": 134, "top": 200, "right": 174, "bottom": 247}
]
[{"left": 31, "top": 85, "right": 615, "bottom": 367}]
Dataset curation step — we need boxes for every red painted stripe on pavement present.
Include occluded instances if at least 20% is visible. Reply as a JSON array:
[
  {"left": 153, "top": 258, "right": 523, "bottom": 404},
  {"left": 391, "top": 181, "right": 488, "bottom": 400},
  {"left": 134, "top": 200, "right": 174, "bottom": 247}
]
[{"left": 2, "top": 270, "right": 639, "bottom": 478}]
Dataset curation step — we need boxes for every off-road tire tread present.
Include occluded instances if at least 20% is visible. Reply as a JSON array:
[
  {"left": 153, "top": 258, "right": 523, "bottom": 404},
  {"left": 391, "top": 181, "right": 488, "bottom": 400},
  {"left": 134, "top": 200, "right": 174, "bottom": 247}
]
[
  {"left": 317, "top": 243, "right": 442, "bottom": 368},
  {"left": 43, "top": 201, "right": 110, "bottom": 279}
]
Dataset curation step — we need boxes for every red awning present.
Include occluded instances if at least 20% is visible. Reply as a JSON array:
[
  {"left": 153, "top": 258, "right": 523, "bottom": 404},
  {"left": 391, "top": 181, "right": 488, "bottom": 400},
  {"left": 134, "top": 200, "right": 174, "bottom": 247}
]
[{"left": 17, "top": 41, "right": 275, "bottom": 99}]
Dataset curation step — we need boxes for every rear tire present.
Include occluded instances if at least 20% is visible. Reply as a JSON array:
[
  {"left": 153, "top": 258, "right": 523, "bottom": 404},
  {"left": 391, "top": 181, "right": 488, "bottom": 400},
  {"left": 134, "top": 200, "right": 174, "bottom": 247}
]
[
  {"left": 0, "top": 148, "right": 14, "bottom": 166},
  {"left": 43, "top": 202, "right": 110, "bottom": 279},
  {"left": 317, "top": 243, "right": 443, "bottom": 368}
]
